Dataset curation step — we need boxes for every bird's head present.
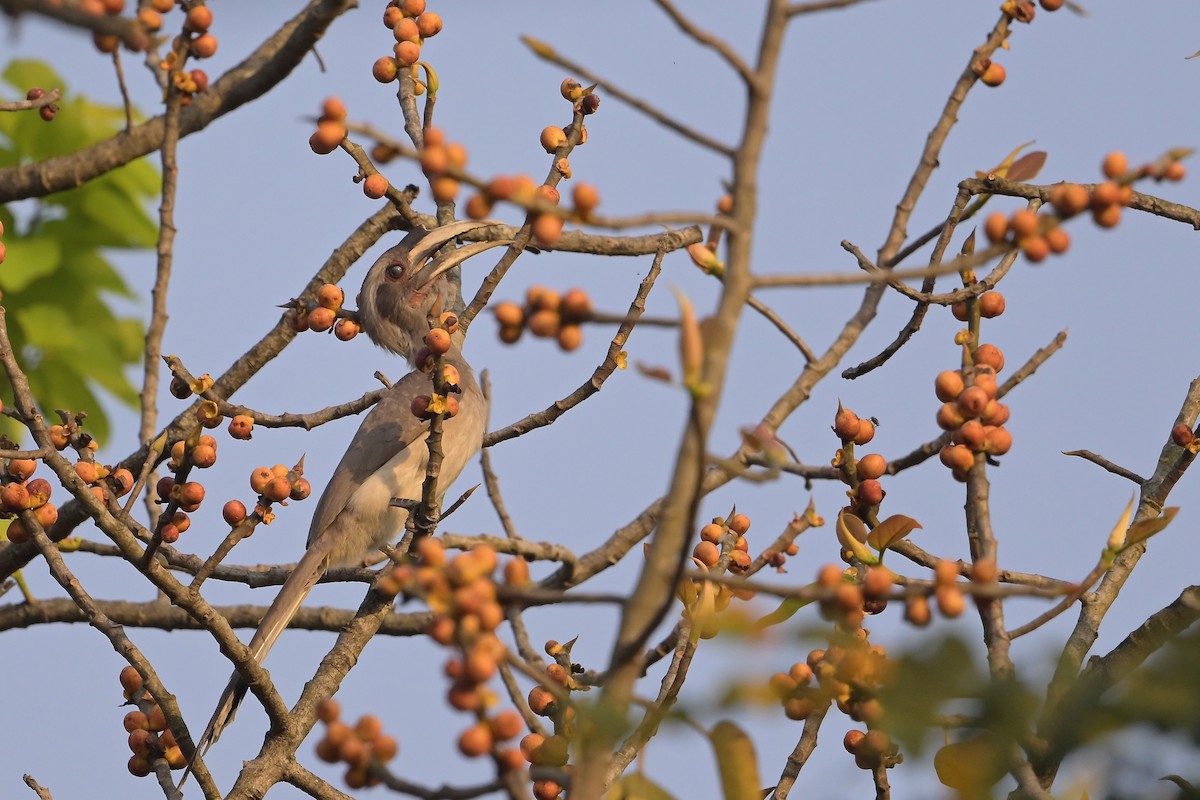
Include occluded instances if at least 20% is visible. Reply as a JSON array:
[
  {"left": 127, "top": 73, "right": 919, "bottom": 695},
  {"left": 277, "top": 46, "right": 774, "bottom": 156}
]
[{"left": 357, "top": 220, "right": 508, "bottom": 363}]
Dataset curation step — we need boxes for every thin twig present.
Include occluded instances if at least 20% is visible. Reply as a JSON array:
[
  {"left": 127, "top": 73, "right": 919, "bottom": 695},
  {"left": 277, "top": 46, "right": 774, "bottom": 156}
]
[
  {"left": 479, "top": 372, "right": 520, "bottom": 539},
  {"left": 140, "top": 86, "right": 182, "bottom": 526},
  {"left": 786, "top": 0, "right": 878, "bottom": 15},
  {"left": 771, "top": 702, "right": 830, "bottom": 798},
  {"left": 518, "top": 35, "right": 735, "bottom": 158},
  {"left": 111, "top": 49, "right": 134, "bottom": 131},
  {"left": 484, "top": 247, "right": 667, "bottom": 447},
  {"left": 1061, "top": 450, "right": 1146, "bottom": 485},
  {"left": 651, "top": 0, "right": 758, "bottom": 88}
]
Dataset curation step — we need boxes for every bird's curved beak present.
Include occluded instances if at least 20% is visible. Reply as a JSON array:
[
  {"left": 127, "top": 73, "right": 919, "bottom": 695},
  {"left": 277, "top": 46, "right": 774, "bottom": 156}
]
[{"left": 408, "top": 220, "right": 512, "bottom": 289}]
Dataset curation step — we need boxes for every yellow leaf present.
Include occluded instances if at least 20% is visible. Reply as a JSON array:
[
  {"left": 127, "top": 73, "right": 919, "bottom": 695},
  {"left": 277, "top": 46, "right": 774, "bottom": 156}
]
[
  {"left": 1125, "top": 506, "right": 1179, "bottom": 547},
  {"left": 837, "top": 511, "right": 878, "bottom": 565},
  {"left": 709, "top": 721, "right": 761, "bottom": 800},
  {"left": 672, "top": 287, "right": 704, "bottom": 394},
  {"left": 520, "top": 35, "right": 558, "bottom": 59},
  {"left": 1105, "top": 494, "right": 1135, "bottom": 551}
]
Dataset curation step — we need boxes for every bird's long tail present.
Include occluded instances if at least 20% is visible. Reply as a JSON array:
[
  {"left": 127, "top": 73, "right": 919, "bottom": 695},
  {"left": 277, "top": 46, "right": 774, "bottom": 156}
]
[{"left": 182, "top": 542, "right": 333, "bottom": 785}]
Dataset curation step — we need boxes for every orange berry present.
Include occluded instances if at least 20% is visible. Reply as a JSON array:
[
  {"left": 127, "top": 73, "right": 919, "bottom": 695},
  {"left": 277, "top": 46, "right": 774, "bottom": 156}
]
[
  {"left": 527, "top": 686, "right": 556, "bottom": 717},
  {"left": 981, "top": 400, "right": 1010, "bottom": 426},
  {"left": 539, "top": 126, "right": 567, "bottom": 153},
  {"left": 526, "top": 285, "right": 561, "bottom": 311},
  {"left": 527, "top": 309, "right": 560, "bottom": 338},
  {"left": 372, "top": 56, "right": 399, "bottom": 83},
  {"left": 308, "top": 306, "right": 336, "bottom": 332},
  {"left": 693, "top": 540, "right": 720, "bottom": 567},
  {"left": 956, "top": 419, "right": 986, "bottom": 451},
  {"left": 1050, "top": 182, "right": 1090, "bottom": 217},
  {"left": 1091, "top": 181, "right": 1121, "bottom": 208},
  {"left": 393, "top": 17, "right": 419, "bottom": 43},
  {"left": 572, "top": 182, "right": 600, "bottom": 215},
  {"left": 972, "top": 343, "right": 1005, "bottom": 373},
  {"left": 1092, "top": 202, "right": 1122, "bottom": 229},
  {"left": 493, "top": 301, "right": 524, "bottom": 328},
  {"left": 184, "top": 5, "right": 212, "bottom": 33},
  {"left": 1020, "top": 235, "right": 1050, "bottom": 263},
  {"left": 321, "top": 97, "right": 347, "bottom": 121},
  {"left": 1102, "top": 151, "right": 1128, "bottom": 180},
  {"left": 556, "top": 324, "right": 582, "bottom": 352},
  {"left": 984, "top": 425, "right": 1013, "bottom": 455},
  {"left": 980, "top": 61, "right": 1006, "bottom": 87},
  {"left": 532, "top": 213, "right": 564, "bottom": 247},
  {"left": 430, "top": 176, "right": 460, "bottom": 203},
  {"left": 1009, "top": 209, "right": 1039, "bottom": 239},
  {"left": 1163, "top": 161, "right": 1187, "bottom": 182},
  {"left": 939, "top": 444, "right": 975, "bottom": 471},
  {"left": 136, "top": 8, "right": 162, "bottom": 30},
  {"left": 560, "top": 288, "right": 592, "bottom": 321},
  {"left": 424, "top": 327, "right": 451, "bottom": 354},
  {"left": 857, "top": 453, "right": 887, "bottom": 481},
  {"left": 853, "top": 418, "right": 875, "bottom": 446},
  {"left": 394, "top": 40, "right": 421, "bottom": 66},
  {"left": 832, "top": 404, "right": 860, "bottom": 441},
  {"left": 190, "top": 33, "right": 218, "bottom": 58},
  {"left": 417, "top": 12, "right": 442, "bottom": 37},
  {"left": 363, "top": 173, "right": 389, "bottom": 199},
  {"left": 222, "top": 499, "right": 247, "bottom": 526},
  {"left": 934, "top": 370, "right": 965, "bottom": 402},
  {"left": 316, "top": 283, "right": 344, "bottom": 310},
  {"left": 310, "top": 120, "right": 346, "bottom": 154},
  {"left": 983, "top": 211, "right": 1008, "bottom": 243},
  {"left": 465, "top": 192, "right": 493, "bottom": 220},
  {"left": 936, "top": 585, "right": 966, "bottom": 617},
  {"left": 957, "top": 386, "right": 989, "bottom": 418},
  {"left": 857, "top": 479, "right": 883, "bottom": 506},
  {"left": 978, "top": 291, "right": 1006, "bottom": 318}
]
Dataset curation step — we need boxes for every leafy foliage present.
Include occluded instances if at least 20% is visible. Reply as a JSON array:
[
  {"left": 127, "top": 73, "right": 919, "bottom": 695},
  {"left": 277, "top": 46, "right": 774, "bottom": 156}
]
[{"left": 0, "top": 59, "right": 155, "bottom": 443}]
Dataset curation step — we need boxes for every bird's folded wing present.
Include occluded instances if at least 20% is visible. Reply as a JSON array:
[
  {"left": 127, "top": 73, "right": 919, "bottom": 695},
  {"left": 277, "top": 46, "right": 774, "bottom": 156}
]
[{"left": 305, "top": 370, "right": 435, "bottom": 548}]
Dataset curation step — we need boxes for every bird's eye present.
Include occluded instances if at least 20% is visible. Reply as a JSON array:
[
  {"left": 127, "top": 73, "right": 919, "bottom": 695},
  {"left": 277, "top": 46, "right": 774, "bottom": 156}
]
[{"left": 385, "top": 263, "right": 405, "bottom": 281}]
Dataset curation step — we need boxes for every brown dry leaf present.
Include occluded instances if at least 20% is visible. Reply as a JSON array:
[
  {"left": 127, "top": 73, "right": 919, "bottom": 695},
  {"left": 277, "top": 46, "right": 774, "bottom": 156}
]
[
  {"left": 976, "top": 140, "right": 1036, "bottom": 179},
  {"left": 867, "top": 514, "right": 922, "bottom": 551},
  {"left": 635, "top": 362, "right": 674, "bottom": 383},
  {"left": 1005, "top": 150, "right": 1048, "bottom": 182}
]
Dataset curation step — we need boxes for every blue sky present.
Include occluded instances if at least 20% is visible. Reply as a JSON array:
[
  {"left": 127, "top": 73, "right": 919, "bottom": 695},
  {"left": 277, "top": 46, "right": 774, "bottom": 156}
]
[{"left": 3, "top": 3, "right": 1200, "bottom": 798}]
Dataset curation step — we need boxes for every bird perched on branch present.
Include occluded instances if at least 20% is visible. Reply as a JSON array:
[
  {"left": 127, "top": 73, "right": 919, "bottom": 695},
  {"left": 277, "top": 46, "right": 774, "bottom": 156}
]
[{"left": 187, "top": 220, "right": 506, "bottom": 778}]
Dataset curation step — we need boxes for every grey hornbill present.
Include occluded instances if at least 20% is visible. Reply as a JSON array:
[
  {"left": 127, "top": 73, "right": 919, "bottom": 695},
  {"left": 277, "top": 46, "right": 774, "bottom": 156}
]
[{"left": 187, "top": 220, "right": 506, "bottom": 776}]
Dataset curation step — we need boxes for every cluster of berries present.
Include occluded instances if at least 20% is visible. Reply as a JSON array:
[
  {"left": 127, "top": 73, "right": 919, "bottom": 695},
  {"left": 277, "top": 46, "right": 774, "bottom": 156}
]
[{"left": 492, "top": 286, "right": 593, "bottom": 351}]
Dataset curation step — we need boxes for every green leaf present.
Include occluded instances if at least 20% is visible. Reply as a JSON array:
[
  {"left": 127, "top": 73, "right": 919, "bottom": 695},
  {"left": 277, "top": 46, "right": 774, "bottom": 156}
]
[
  {"left": 0, "top": 235, "right": 62, "bottom": 291},
  {"left": 0, "top": 58, "right": 155, "bottom": 441},
  {"left": 877, "top": 636, "right": 980, "bottom": 753}
]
